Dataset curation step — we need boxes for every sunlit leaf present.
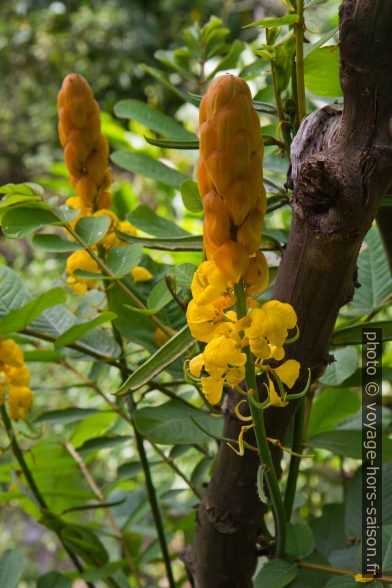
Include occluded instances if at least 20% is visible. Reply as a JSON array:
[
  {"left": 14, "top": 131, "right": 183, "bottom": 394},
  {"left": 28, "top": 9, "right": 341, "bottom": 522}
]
[{"left": 114, "top": 99, "right": 196, "bottom": 140}]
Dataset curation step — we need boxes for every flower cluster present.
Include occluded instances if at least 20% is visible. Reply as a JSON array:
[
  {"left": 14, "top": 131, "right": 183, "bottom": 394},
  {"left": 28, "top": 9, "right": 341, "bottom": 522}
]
[
  {"left": 186, "top": 74, "right": 301, "bottom": 407},
  {"left": 58, "top": 74, "right": 152, "bottom": 293},
  {"left": 0, "top": 338, "right": 33, "bottom": 420}
]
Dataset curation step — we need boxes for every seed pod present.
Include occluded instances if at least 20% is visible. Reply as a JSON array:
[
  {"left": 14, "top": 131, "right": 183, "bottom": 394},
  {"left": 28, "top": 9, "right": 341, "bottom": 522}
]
[
  {"left": 58, "top": 73, "right": 112, "bottom": 211},
  {"left": 198, "top": 74, "right": 266, "bottom": 282}
]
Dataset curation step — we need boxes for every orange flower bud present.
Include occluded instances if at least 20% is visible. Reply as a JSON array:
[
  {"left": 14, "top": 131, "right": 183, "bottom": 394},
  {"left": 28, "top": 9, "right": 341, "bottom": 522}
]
[
  {"left": 203, "top": 191, "right": 231, "bottom": 253},
  {"left": 244, "top": 252, "right": 269, "bottom": 296},
  {"left": 58, "top": 73, "right": 112, "bottom": 212},
  {"left": 96, "top": 190, "right": 112, "bottom": 209},
  {"left": 198, "top": 74, "right": 266, "bottom": 281},
  {"left": 214, "top": 241, "right": 249, "bottom": 283},
  {"left": 76, "top": 175, "right": 97, "bottom": 207},
  {"left": 237, "top": 209, "right": 264, "bottom": 254}
]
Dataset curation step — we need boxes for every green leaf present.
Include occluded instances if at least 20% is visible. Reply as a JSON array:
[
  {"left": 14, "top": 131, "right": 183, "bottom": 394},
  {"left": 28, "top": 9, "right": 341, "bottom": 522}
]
[
  {"left": 332, "top": 321, "right": 392, "bottom": 345},
  {"left": 144, "top": 136, "right": 199, "bottom": 149},
  {"left": 37, "top": 572, "right": 72, "bottom": 588},
  {"left": 307, "top": 388, "right": 360, "bottom": 438},
  {"left": 180, "top": 179, "right": 203, "bottom": 213},
  {"left": 253, "top": 559, "right": 297, "bottom": 588},
  {"left": 115, "top": 232, "right": 203, "bottom": 251},
  {"left": 54, "top": 312, "right": 117, "bottom": 347},
  {"left": 310, "top": 504, "right": 346, "bottom": 558},
  {"left": 307, "top": 429, "right": 392, "bottom": 460},
  {"left": 286, "top": 523, "right": 315, "bottom": 559},
  {"left": 0, "top": 265, "right": 120, "bottom": 359},
  {"left": 111, "top": 151, "right": 189, "bottom": 188},
  {"left": 244, "top": 14, "right": 299, "bottom": 29},
  {"left": 147, "top": 263, "right": 196, "bottom": 311},
  {"left": 106, "top": 244, "right": 142, "bottom": 276},
  {"left": 319, "top": 347, "right": 358, "bottom": 386},
  {"left": 77, "top": 435, "right": 131, "bottom": 454},
  {"left": 0, "top": 549, "right": 24, "bottom": 588},
  {"left": 74, "top": 215, "right": 111, "bottom": 246},
  {"left": 346, "top": 463, "right": 392, "bottom": 539},
  {"left": 325, "top": 578, "right": 357, "bottom": 587},
  {"left": 32, "top": 233, "right": 83, "bottom": 252},
  {"left": 117, "top": 325, "right": 194, "bottom": 394},
  {"left": 0, "top": 193, "right": 42, "bottom": 209},
  {"left": 208, "top": 40, "right": 245, "bottom": 78},
  {"left": 114, "top": 99, "right": 196, "bottom": 140},
  {"left": 133, "top": 399, "right": 223, "bottom": 445},
  {"left": 23, "top": 349, "right": 63, "bottom": 362},
  {"left": 147, "top": 280, "right": 171, "bottom": 311},
  {"left": 304, "top": 46, "right": 342, "bottom": 97},
  {"left": 34, "top": 408, "right": 99, "bottom": 425},
  {"left": 127, "top": 204, "right": 189, "bottom": 237},
  {"left": 349, "top": 228, "right": 392, "bottom": 314},
  {"left": 0, "top": 182, "right": 44, "bottom": 196},
  {"left": 1, "top": 206, "right": 59, "bottom": 238},
  {"left": 304, "top": 27, "right": 339, "bottom": 57},
  {"left": 0, "top": 288, "right": 67, "bottom": 336},
  {"left": 139, "top": 64, "right": 193, "bottom": 103}
]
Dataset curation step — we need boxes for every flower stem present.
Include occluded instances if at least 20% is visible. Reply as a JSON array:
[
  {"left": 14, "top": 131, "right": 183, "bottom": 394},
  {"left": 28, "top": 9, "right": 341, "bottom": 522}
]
[
  {"left": 110, "top": 322, "right": 176, "bottom": 588},
  {"left": 294, "top": 0, "right": 306, "bottom": 123},
  {"left": 234, "top": 282, "right": 286, "bottom": 557},
  {"left": 284, "top": 397, "right": 305, "bottom": 521}
]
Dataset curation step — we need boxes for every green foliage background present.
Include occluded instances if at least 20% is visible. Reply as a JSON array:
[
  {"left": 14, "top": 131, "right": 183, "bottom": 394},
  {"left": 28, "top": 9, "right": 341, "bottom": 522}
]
[{"left": 0, "top": 1, "right": 391, "bottom": 587}]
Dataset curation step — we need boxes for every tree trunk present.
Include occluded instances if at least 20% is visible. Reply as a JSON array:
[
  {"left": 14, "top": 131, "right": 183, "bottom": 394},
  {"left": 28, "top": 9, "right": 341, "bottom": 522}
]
[{"left": 191, "top": 1, "right": 392, "bottom": 586}]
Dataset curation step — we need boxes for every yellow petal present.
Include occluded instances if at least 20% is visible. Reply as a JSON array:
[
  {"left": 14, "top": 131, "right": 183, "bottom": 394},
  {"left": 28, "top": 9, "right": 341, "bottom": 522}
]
[
  {"left": 268, "top": 376, "right": 287, "bottom": 407},
  {"left": 189, "top": 354, "right": 204, "bottom": 378},
  {"left": 226, "top": 365, "right": 245, "bottom": 386},
  {"left": 353, "top": 574, "right": 374, "bottom": 583},
  {"left": 131, "top": 266, "right": 153, "bottom": 282},
  {"left": 0, "top": 339, "right": 24, "bottom": 368},
  {"left": 7, "top": 385, "right": 33, "bottom": 420},
  {"left": 201, "top": 376, "right": 224, "bottom": 405},
  {"left": 274, "top": 359, "right": 300, "bottom": 389}
]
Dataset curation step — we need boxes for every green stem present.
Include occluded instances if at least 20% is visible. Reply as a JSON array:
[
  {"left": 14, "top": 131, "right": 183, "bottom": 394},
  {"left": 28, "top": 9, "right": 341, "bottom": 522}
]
[
  {"left": 234, "top": 282, "right": 286, "bottom": 557},
  {"left": 270, "top": 59, "right": 292, "bottom": 155},
  {"left": 0, "top": 406, "right": 96, "bottom": 588},
  {"left": 110, "top": 324, "right": 176, "bottom": 588},
  {"left": 284, "top": 398, "right": 305, "bottom": 521},
  {"left": 294, "top": 0, "right": 306, "bottom": 123}
]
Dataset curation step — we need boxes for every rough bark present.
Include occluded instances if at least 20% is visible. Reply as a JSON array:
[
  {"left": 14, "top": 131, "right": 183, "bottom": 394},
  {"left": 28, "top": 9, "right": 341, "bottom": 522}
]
[{"left": 191, "top": 1, "right": 392, "bottom": 586}]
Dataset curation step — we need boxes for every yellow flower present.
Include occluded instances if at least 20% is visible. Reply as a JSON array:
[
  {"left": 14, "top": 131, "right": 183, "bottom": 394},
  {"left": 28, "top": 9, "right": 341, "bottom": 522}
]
[
  {"left": 66, "top": 250, "right": 100, "bottom": 293},
  {"left": 203, "top": 335, "right": 246, "bottom": 373},
  {"left": 274, "top": 359, "right": 300, "bottom": 389},
  {"left": 353, "top": 574, "right": 374, "bottom": 583},
  {"left": 153, "top": 327, "right": 175, "bottom": 347},
  {"left": 191, "top": 260, "right": 234, "bottom": 307},
  {"left": 186, "top": 300, "right": 225, "bottom": 343},
  {"left": 0, "top": 339, "right": 24, "bottom": 368},
  {"left": 6, "top": 364, "right": 30, "bottom": 387},
  {"left": 189, "top": 353, "right": 205, "bottom": 378},
  {"left": 118, "top": 220, "right": 137, "bottom": 237},
  {"left": 7, "top": 385, "right": 33, "bottom": 420},
  {"left": 244, "top": 300, "right": 297, "bottom": 360},
  {"left": 201, "top": 375, "right": 224, "bottom": 405},
  {"left": 131, "top": 266, "right": 153, "bottom": 282},
  {"left": 267, "top": 376, "right": 287, "bottom": 407}
]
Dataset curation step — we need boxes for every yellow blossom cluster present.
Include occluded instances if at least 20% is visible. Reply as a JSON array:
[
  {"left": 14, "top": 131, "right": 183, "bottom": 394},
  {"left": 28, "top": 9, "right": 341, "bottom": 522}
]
[
  {"left": 58, "top": 74, "right": 152, "bottom": 293},
  {"left": 0, "top": 338, "right": 33, "bottom": 420},
  {"left": 186, "top": 74, "right": 301, "bottom": 407}
]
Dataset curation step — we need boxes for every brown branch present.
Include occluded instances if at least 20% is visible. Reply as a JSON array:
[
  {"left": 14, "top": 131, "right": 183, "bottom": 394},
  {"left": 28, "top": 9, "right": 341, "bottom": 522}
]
[{"left": 192, "top": 1, "right": 392, "bottom": 586}]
